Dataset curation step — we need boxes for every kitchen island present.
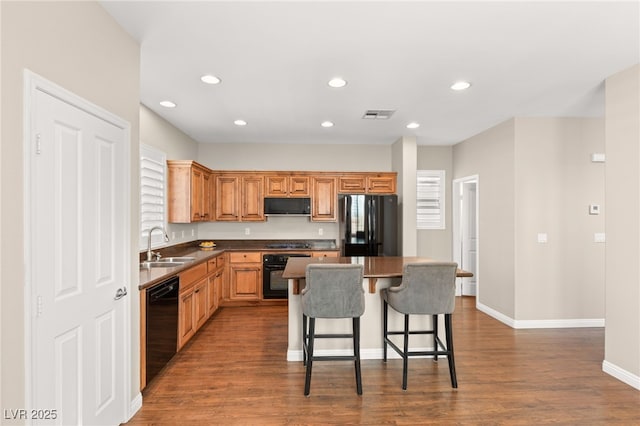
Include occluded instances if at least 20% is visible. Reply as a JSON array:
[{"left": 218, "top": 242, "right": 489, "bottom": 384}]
[{"left": 282, "top": 256, "right": 472, "bottom": 361}]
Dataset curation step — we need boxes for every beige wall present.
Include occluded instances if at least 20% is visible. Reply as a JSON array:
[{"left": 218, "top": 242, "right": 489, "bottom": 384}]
[
  {"left": 453, "top": 119, "right": 517, "bottom": 317},
  {"left": 198, "top": 142, "right": 392, "bottom": 171},
  {"left": 604, "top": 64, "right": 640, "bottom": 381},
  {"left": 0, "top": 1, "right": 140, "bottom": 416},
  {"left": 514, "top": 118, "right": 605, "bottom": 321},
  {"left": 141, "top": 105, "right": 200, "bottom": 246},
  {"left": 141, "top": 105, "right": 198, "bottom": 160},
  {"left": 453, "top": 117, "right": 607, "bottom": 322},
  {"left": 392, "top": 136, "right": 417, "bottom": 256},
  {"left": 417, "top": 146, "right": 453, "bottom": 260}
]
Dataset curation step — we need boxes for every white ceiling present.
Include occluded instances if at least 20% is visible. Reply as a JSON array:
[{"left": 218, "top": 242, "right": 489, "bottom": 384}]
[{"left": 100, "top": 1, "right": 639, "bottom": 146}]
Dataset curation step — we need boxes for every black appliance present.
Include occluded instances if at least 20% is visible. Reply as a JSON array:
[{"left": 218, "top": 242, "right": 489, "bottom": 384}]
[
  {"left": 339, "top": 194, "right": 398, "bottom": 256},
  {"left": 264, "top": 197, "right": 311, "bottom": 215},
  {"left": 146, "top": 276, "right": 179, "bottom": 385},
  {"left": 263, "top": 253, "right": 311, "bottom": 299}
]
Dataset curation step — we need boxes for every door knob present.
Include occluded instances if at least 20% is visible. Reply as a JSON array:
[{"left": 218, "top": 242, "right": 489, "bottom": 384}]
[{"left": 114, "top": 287, "right": 128, "bottom": 300}]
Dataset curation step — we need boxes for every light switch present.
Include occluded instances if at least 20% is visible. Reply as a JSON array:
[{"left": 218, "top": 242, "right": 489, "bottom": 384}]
[
  {"left": 589, "top": 204, "right": 600, "bottom": 215},
  {"left": 594, "top": 233, "right": 606, "bottom": 243},
  {"left": 537, "top": 233, "right": 548, "bottom": 243}
]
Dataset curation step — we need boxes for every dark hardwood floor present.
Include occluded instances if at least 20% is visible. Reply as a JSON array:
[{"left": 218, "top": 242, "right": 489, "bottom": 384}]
[{"left": 127, "top": 297, "right": 639, "bottom": 425}]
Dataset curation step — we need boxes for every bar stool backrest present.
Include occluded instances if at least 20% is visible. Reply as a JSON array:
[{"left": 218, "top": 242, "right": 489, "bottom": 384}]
[
  {"left": 302, "top": 264, "right": 365, "bottom": 319},
  {"left": 386, "top": 262, "right": 458, "bottom": 315}
]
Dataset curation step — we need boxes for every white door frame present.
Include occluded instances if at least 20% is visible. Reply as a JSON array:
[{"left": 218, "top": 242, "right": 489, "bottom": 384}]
[
  {"left": 23, "top": 69, "right": 133, "bottom": 424},
  {"left": 452, "top": 175, "right": 479, "bottom": 302}
]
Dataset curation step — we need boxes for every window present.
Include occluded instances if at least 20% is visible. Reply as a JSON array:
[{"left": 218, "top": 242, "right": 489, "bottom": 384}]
[
  {"left": 140, "top": 145, "right": 166, "bottom": 249},
  {"left": 417, "top": 170, "right": 445, "bottom": 230}
]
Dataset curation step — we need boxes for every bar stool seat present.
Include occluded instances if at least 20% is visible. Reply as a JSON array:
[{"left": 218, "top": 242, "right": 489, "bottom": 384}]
[
  {"left": 382, "top": 262, "right": 459, "bottom": 390},
  {"left": 301, "top": 263, "right": 365, "bottom": 396}
]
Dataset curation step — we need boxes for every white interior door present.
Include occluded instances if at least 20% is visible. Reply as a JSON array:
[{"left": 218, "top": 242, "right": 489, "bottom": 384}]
[
  {"left": 453, "top": 176, "right": 479, "bottom": 298},
  {"left": 461, "top": 182, "right": 477, "bottom": 296},
  {"left": 28, "top": 75, "right": 129, "bottom": 425}
]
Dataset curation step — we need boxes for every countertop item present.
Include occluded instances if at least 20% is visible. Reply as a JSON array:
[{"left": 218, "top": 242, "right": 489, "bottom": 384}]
[{"left": 282, "top": 256, "right": 473, "bottom": 294}]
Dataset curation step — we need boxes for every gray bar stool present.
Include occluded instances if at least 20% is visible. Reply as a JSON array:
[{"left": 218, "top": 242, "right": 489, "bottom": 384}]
[
  {"left": 301, "top": 263, "right": 365, "bottom": 396},
  {"left": 382, "top": 262, "right": 458, "bottom": 390}
]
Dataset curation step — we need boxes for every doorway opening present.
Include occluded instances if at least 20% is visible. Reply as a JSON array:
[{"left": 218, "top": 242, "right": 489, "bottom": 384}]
[{"left": 452, "top": 176, "right": 479, "bottom": 299}]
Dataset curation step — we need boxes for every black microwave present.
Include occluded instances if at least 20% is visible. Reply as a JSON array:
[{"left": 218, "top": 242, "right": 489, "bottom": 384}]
[{"left": 264, "top": 197, "right": 311, "bottom": 215}]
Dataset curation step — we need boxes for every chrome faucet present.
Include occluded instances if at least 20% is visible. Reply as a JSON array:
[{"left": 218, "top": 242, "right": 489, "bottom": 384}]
[{"left": 147, "top": 226, "right": 169, "bottom": 261}]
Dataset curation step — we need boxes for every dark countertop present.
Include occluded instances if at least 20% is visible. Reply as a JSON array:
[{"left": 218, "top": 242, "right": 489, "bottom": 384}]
[
  {"left": 282, "top": 256, "right": 473, "bottom": 294},
  {"left": 139, "top": 239, "right": 338, "bottom": 291}
]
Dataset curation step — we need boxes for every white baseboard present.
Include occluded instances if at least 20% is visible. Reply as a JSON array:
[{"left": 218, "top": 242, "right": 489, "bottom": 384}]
[
  {"left": 476, "top": 301, "right": 605, "bottom": 329},
  {"left": 127, "top": 392, "right": 143, "bottom": 422},
  {"left": 602, "top": 360, "right": 640, "bottom": 390}
]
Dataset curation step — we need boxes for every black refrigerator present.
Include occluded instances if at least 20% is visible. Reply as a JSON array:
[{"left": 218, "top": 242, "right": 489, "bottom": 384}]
[{"left": 338, "top": 194, "right": 398, "bottom": 256}]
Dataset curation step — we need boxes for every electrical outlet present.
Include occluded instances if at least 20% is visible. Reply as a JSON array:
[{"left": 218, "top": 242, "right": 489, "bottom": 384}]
[
  {"left": 171, "top": 232, "right": 176, "bottom": 240},
  {"left": 191, "top": 229, "right": 195, "bottom": 237},
  {"left": 537, "top": 233, "right": 548, "bottom": 243},
  {"left": 181, "top": 230, "right": 185, "bottom": 238},
  {"left": 245, "top": 228, "right": 250, "bottom": 235},
  {"left": 318, "top": 228, "right": 323, "bottom": 236},
  {"left": 594, "top": 233, "right": 606, "bottom": 243}
]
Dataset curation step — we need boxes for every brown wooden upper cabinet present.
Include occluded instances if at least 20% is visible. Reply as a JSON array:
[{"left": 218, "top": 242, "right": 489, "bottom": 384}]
[
  {"left": 264, "top": 174, "right": 310, "bottom": 197},
  {"left": 338, "top": 172, "right": 397, "bottom": 194},
  {"left": 215, "top": 173, "right": 265, "bottom": 222},
  {"left": 167, "top": 160, "right": 214, "bottom": 223},
  {"left": 311, "top": 176, "right": 337, "bottom": 221},
  {"left": 168, "top": 164, "right": 395, "bottom": 223}
]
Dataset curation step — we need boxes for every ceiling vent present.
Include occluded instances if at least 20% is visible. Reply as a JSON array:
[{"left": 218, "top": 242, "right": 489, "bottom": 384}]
[{"left": 362, "top": 109, "right": 396, "bottom": 120}]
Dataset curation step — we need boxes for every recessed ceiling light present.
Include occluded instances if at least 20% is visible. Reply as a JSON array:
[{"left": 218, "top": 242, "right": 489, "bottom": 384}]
[
  {"left": 328, "top": 78, "right": 347, "bottom": 88},
  {"left": 321, "top": 121, "right": 334, "bottom": 128},
  {"left": 159, "top": 100, "right": 176, "bottom": 108},
  {"left": 201, "top": 74, "right": 221, "bottom": 85},
  {"left": 234, "top": 119, "right": 247, "bottom": 126},
  {"left": 450, "top": 81, "right": 471, "bottom": 91},
  {"left": 406, "top": 122, "right": 420, "bottom": 129}
]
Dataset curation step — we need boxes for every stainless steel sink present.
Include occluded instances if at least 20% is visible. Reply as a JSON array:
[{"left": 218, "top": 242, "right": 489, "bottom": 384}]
[
  {"left": 140, "top": 261, "right": 185, "bottom": 268},
  {"left": 159, "top": 257, "right": 196, "bottom": 262},
  {"left": 140, "top": 256, "right": 196, "bottom": 269}
]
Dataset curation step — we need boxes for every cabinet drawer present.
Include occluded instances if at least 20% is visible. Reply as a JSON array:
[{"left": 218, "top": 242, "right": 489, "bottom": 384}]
[
  {"left": 179, "top": 262, "right": 208, "bottom": 289},
  {"left": 229, "top": 252, "right": 261, "bottom": 263},
  {"left": 207, "top": 254, "right": 226, "bottom": 271}
]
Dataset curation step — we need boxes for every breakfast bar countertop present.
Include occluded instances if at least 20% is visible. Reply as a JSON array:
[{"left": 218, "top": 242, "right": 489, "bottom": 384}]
[{"left": 282, "top": 256, "right": 473, "bottom": 294}]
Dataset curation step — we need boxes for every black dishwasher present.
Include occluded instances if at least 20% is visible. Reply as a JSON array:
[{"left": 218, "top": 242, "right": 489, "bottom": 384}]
[{"left": 146, "top": 276, "right": 179, "bottom": 385}]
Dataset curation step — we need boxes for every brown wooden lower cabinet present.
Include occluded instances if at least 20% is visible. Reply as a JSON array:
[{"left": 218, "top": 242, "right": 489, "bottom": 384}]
[
  {"left": 227, "top": 251, "right": 262, "bottom": 301},
  {"left": 178, "top": 286, "right": 196, "bottom": 350},
  {"left": 311, "top": 251, "right": 339, "bottom": 258},
  {"left": 177, "top": 254, "right": 225, "bottom": 350}
]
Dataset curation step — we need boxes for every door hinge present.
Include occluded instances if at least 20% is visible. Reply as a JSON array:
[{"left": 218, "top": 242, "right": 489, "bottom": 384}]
[
  {"left": 36, "top": 295, "right": 43, "bottom": 317},
  {"left": 35, "top": 133, "right": 42, "bottom": 155}
]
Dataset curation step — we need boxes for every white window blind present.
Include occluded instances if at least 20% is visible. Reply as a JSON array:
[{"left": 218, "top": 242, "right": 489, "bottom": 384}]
[
  {"left": 140, "top": 145, "right": 166, "bottom": 249},
  {"left": 417, "top": 170, "right": 445, "bottom": 230}
]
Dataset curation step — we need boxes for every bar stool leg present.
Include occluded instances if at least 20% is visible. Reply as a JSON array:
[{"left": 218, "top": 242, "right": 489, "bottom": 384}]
[
  {"left": 302, "top": 314, "right": 308, "bottom": 366},
  {"left": 445, "top": 313, "right": 458, "bottom": 388},
  {"left": 304, "top": 318, "right": 315, "bottom": 396},
  {"left": 353, "top": 318, "right": 362, "bottom": 395},
  {"left": 383, "top": 300, "right": 388, "bottom": 362},
  {"left": 433, "top": 314, "right": 439, "bottom": 362},
  {"left": 402, "top": 313, "right": 409, "bottom": 390}
]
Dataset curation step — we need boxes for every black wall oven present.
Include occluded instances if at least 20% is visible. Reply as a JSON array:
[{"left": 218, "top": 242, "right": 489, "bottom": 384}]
[{"left": 263, "top": 253, "right": 310, "bottom": 299}]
